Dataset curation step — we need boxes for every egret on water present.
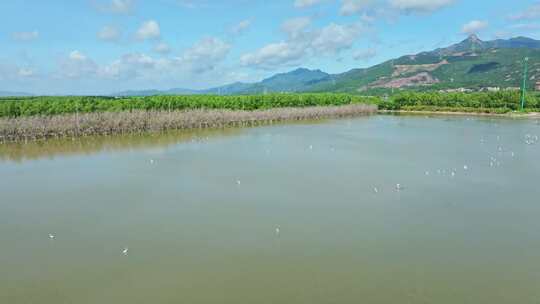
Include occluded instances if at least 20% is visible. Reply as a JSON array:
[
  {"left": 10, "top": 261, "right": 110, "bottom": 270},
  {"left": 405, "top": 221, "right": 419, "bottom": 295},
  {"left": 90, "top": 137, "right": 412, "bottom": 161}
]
[
  {"left": 122, "top": 248, "right": 129, "bottom": 256},
  {"left": 48, "top": 234, "right": 55, "bottom": 240},
  {"left": 275, "top": 225, "right": 281, "bottom": 236}
]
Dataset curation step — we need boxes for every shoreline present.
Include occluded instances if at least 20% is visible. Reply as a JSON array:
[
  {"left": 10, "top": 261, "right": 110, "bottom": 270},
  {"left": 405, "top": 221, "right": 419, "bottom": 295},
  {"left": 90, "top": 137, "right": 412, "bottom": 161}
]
[
  {"left": 0, "top": 104, "right": 376, "bottom": 143},
  {"left": 378, "top": 110, "right": 540, "bottom": 118}
]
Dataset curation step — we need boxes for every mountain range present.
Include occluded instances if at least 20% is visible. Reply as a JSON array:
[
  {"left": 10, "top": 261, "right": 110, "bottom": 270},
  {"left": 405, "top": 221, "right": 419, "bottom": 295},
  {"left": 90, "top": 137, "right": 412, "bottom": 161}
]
[
  {"left": 114, "top": 35, "right": 540, "bottom": 96},
  {"left": 3, "top": 35, "right": 539, "bottom": 97}
]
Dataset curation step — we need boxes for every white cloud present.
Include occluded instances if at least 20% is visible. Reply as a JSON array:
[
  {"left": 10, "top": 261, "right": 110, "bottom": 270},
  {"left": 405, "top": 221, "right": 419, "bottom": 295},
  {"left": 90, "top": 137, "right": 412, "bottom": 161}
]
[
  {"left": 69, "top": 51, "right": 88, "bottom": 61},
  {"left": 136, "top": 20, "right": 161, "bottom": 40},
  {"left": 98, "top": 53, "right": 161, "bottom": 79},
  {"left": 18, "top": 68, "right": 35, "bottom": 78},
  {"left": 11, "top": 31, "right": 39, "bottom": 42},
  {"left": 97, "top": 42, "right": 232, "bottom": 83},
  {"left": 509, "top": 23, "right": 540, "bottom": 31},
  {"left": 340, "top": 0, "right": 453, "bottom": 16},
  {"left": 508, "top": 3, "right": 540, "bottom": 21},
  {"left": 174, "top": 37, "right": 231, "bottom": 73},
  {"left": 461, "top": 20, "right": 488, "bottom": 35},
  {"left": 54, "top": 36, "right": 231, "bottom": 83},
  {"left": 311, "top": 23, "right": 361, "bottom": 53},
  {"left": 353, "top": 48, "right": 377, "bottom": 61},
  {"left": 230, "top": 19, "right": 252, "bottom": 35},
  {"left": 294, "top": 0, "right": 326, "bottom": 8},
  {"left": 281, "top": 17, "right": 312, "bottom": 38},
  {"left": 240, "top": 41, "right": 307, "bottom": 69},
  {"left": 154, "top": 42, "right": 172, "bottom": 54},
  {"left": 241, "top": 21, "right": 363, "bottom": 69},
  {"left": 389, "top": 0, "right": 454, "bottom": 13},
  {"left": 340, "top": 0, "right": 374, "bottom": 16},
  {"left": 94, "top": 0, "right": 135, "bottom": 14},
  {"left": 97, "top": 26, "right": 121, "bottom": 42},
  {"left": 59, "top": 51, "right": 99, "bottom": 78},
  {"left": 110, "top": 0, "right": 134, "bottom": 13}
]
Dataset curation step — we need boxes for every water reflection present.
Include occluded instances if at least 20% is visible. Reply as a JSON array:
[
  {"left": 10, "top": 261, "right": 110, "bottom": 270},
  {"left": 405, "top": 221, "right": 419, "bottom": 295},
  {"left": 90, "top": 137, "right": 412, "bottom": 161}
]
[
  {"left": 0, "top": 128, "right": 244, "bottom": 163},
  {"left": 0, "top": 119, "right": 331, "bottom": 163}
]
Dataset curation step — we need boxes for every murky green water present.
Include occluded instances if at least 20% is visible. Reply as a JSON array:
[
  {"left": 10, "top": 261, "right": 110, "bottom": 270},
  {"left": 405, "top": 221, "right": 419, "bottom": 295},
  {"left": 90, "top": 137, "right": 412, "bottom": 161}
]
[{"left": 1, "top": 115, "right": 540, "bottom": 304}]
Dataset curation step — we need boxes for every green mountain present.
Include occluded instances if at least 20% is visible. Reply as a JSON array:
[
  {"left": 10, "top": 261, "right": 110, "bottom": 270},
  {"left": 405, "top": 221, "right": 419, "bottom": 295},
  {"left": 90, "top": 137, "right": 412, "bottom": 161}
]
[
  {"left": 206, "top": 68, "right": 330, "bottom": 94},
  {"left": 213, "top": 35, "right": 540, "bottom": 95},
  {"left": 115, "top": 68, "right": 331, "bottom": 96},
  {"left": 310, "top": 35, "right": 540, "bottom": 94},
  {"left": 113, "top": 35, "right": 540, "bottom": 96}
]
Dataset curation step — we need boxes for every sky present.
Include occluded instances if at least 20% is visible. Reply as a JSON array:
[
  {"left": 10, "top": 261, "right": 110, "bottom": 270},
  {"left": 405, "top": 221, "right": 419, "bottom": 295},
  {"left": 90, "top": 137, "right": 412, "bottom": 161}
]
[{"left": 1, "top": 0, "right": 540, "bottom": 95}]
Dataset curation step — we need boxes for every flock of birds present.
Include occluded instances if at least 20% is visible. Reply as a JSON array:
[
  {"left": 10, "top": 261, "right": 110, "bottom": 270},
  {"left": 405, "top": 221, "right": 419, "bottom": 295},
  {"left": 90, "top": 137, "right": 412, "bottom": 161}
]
[
  {"left": 46, "top": 123, "right": 537, "bottom": 257},
  {"left": 48, "top": 233, "right": 131, "bottom": 256}
]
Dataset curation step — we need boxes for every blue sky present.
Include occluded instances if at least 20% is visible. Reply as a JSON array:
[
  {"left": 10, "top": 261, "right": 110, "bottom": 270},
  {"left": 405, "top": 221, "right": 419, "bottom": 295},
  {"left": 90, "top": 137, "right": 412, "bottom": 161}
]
[{"left": 1, "top": 0, "right": 539, "bottom": 95}]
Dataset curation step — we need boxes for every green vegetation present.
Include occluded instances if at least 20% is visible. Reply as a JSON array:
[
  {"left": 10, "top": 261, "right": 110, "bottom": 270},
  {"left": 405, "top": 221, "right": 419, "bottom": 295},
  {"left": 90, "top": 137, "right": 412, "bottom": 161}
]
[
  {"left": 2, "top": 90, "right": 540, "bottom": 119},
  {"left": 0, "top": 94, "right": 379, "bottom": 118},
  {"left": 377, "top": 91, "right": 540, "bottom": 113}
]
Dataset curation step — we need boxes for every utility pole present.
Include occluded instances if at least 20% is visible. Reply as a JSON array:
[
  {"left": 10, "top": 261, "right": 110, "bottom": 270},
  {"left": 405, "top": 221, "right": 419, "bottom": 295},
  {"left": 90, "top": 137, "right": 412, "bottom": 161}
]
[{"left": 521, "top": 57, "right": 529, "bottom": 111}]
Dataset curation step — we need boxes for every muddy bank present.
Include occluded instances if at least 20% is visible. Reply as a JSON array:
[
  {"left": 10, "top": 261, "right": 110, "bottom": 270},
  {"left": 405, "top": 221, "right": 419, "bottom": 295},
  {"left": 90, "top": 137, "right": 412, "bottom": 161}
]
[{"left": 0, "top": 104, "right": 377, "bottom": 143}]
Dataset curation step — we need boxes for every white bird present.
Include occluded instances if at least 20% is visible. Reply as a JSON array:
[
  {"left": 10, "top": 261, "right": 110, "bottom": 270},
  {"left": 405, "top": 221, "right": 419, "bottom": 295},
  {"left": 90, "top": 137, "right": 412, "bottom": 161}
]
[
  {"left": 451, "top": 171, "right": 456, "bottom": 177},
  {"left": 236, "top": 180, "right": 241, "bottom": 186},
  {"left": 373, "top": 187, "right": 379, "bottom": 193},
  {"left": 150, "top": 159, "right": 155, "bottom": 164},
  {"left": 309, "top": 145, "right": 313, "bottom": 150},
  {"left": 425, "top": 171, "right": 430, "bottom": 176},
  {"left": 48, "top": 234, "right": 55, "bottom": 240},
  {"left": 396, "top": 184, "right": 402, "bottom": 191},
  {"left": 275, "top": 225, "right": 281, "bottom": 236},
  {"left": 122, "top": 248, "right": 129, "bottom": 256},
  {"left": 463, "top": 165, "right": 468, "bottom": 170}
]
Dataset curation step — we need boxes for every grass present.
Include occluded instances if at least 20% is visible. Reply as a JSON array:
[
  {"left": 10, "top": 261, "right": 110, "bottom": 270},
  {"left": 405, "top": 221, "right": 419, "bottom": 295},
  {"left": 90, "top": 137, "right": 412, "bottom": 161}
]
[{"left": 0, "top": 104, "right": 377, "bottom": 143}]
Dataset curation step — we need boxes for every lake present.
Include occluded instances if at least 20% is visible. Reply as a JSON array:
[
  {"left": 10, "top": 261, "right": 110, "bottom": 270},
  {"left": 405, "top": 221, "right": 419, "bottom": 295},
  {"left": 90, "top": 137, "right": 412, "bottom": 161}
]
[{"left": 1, "top": 114, "right": 540, "bottom": 304}]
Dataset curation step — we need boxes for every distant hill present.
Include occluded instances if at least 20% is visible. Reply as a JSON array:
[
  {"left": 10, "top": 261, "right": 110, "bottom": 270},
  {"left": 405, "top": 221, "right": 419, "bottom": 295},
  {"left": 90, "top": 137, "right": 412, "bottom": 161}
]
[
  {"left": 0, "top": 91, "right": 33, "bottom": 97},
  {"left": 307, "top": 35, "right": 540, "bottom": 94},
  {"left": 112, "top": 35, "right": 540, "bottom": 96},
  {"left": 113, "top": 88, "right": 201, "bottom": 96}
]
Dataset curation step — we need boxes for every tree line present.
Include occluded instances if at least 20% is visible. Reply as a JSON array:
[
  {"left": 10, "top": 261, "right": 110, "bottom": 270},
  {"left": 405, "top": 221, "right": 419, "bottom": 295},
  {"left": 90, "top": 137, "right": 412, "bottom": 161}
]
[
  {"left": 0, "top": 94, "right": 378, "bottom": 118},
  {"left": 378, "top": 91, "right": 540, "bottom": 112},
  {"left": 1, "top": 91, "right": 539, "bottom": 118}
]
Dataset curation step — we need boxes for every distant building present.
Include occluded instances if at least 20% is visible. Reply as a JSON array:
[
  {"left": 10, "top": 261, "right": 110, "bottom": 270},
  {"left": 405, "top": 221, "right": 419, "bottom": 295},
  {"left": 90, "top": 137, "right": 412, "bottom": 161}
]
[
  {"left": 479, "top": 87, "right": 500, "bottom": 92},
  {"left": 439, "top": 88, "right": 473, "bottom": 93}
]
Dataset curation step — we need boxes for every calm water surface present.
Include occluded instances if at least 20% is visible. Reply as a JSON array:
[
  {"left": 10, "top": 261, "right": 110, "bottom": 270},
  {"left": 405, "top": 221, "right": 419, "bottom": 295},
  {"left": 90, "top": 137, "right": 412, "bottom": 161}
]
[{"left": 1, "top": 115, "right": 540, "bottom": 304}]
